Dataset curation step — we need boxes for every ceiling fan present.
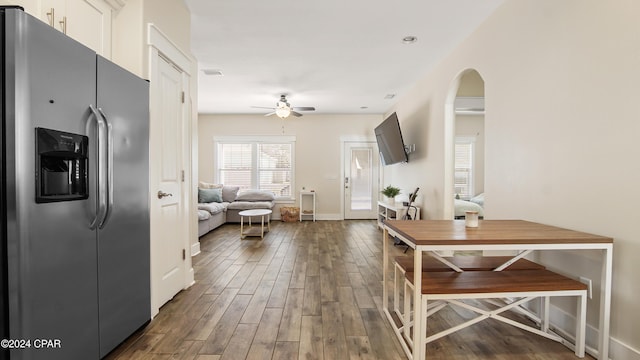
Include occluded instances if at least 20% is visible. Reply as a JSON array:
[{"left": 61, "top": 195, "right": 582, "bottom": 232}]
[{"left": 252, "top": 94, "right": 316, "bottom": 118}]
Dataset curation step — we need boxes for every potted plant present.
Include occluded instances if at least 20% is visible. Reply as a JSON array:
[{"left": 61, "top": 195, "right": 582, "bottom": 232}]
[{"left": 381, "top": 185, "right": 401, "bottom": 204}]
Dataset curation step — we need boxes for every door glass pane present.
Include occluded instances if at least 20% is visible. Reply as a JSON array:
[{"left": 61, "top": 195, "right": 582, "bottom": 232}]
[{"left": 350, "top": 148, "right": 372, "bottom": 211}]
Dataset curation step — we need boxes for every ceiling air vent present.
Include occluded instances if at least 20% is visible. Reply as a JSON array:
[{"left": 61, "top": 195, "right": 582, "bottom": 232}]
[{"left": 202, "top": 69, "right": 224, "bottom": 76}]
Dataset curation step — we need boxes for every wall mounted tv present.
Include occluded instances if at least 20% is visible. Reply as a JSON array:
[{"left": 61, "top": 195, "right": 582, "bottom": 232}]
[{"left": 375, "top": 112, "right": 408, "bottom": 166}]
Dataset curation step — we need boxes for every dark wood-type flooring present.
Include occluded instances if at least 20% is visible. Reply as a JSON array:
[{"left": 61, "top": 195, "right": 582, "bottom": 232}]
[{"left": 107, "top": 220, "right": 592, "bottom": 360}]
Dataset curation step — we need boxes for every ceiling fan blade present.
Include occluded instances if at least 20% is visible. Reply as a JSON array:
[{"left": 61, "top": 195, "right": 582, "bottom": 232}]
[
  {"left": 264, "top": 112, "right": 276, "bottom": 117},
  {"left": 251, "top": 106, "right": 276, "bottom": 110},
  {"left": 290, "top": 111, "right": 303, "bottom": 117},
  {"left": 292, "top": 106, "right": 315, "bottom": 111}
]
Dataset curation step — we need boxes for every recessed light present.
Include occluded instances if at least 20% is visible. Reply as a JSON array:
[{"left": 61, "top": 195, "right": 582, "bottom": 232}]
[
  {"left": 360, "top": 106, "right": 368, "bottom": 109},
  {"left": 384, "top": 94, "right": 396, "bottom": 100},
  {"left": 202, "top": 69, "right": 224, "bottom": 76},
  {"left": 402, "top": 36, "right": 418, "bottom": 44}
]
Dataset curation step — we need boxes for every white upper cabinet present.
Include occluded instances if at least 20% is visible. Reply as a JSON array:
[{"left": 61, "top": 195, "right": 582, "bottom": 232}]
[
  {"left": 1, "top": 0, "right": 122, "bottom": 59},
  {"left": 64, "top": 0, "right": 114, "bottom": 58}
]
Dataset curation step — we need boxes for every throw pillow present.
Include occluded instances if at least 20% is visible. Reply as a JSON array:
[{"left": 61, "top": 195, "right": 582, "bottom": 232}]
[
  {"left": 198, "top": 188, "right": 222, "bottom": 203},
  {"left": 222, "top": 185, "right": 240, "bottom": 202},
  {"left": 235, "top": 190, "right": 276, "bottom": 201}
]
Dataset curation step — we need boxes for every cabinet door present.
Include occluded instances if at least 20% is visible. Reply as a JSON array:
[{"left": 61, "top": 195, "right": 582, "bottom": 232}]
[
  {"left": 0, "top": 0, "right": 39, "bottom": 15},
  {"left": 2, "top": 0, "right": 113, "bottom": 58},
  {"left": 39, "top": 0, "right": 64, "bottom": 28},
  {"left": 65, "top": 0, "right": 112, "bottom": 58}
]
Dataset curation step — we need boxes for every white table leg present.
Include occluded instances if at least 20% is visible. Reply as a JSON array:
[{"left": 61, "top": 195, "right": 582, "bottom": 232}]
[
  {"left": 240, "top": 215, "right": 244, "bottom": 239},
  {"left": 383, "top": 228, "right": 389, "bottom": 311},
  {"left": 598, "top": 244, "right": 613, "bottom": 360},
  {"left": 413, "top": 251, "right": 424, "bottom": 360},
  {"left": 576, "top": 292, "right": 587, "bottom": 357}
]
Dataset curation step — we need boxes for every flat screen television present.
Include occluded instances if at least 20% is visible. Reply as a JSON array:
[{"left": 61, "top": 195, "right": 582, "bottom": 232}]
[{"left": 375, "top": 112, "right": 408, "bottom": 165}]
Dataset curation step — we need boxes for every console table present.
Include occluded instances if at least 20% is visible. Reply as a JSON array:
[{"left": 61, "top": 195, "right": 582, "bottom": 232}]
[
  {"left": 377, "top": 201, "right": 420, "bottom": 229},
  {"left": 382, "top": 219, "right": 613, "bottom": 360}
]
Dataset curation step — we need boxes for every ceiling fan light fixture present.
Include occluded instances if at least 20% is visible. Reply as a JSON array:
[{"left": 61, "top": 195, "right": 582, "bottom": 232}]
[{"left": 275, "top": 106, "right": 291, "bottom": 118}]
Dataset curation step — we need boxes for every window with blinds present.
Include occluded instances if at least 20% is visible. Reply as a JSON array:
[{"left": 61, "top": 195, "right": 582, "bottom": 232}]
[
  {"left": 216, "top": 137, "right": 294, "bottom": 199},
  {"left": 454, "top": 138, "right": 475, "bottom": 199}
]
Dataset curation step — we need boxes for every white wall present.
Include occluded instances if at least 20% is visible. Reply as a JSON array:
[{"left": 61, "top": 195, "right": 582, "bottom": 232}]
[
  {"left": 199, "top": 114, "right": 382, "bottom": 219},
  {"left": 386, "top": 0, "right": 639, "bottom": 357}
]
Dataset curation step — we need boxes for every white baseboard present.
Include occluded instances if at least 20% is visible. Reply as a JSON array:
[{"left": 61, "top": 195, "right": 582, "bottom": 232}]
[
  {"left": 191, "top": 242, "right": 201, "bottom": 257},
  {"left": 611, "top": 338, "right": 640, "bottom": 360},
  {"left": 317, "top": 213, "right": 342, "bottom": 221},
  {"left": 548, "top": 303, "right": 639, "bottom": 360},
  {"left": 185, "top": 267, "right": 195, "bottom": 288}
]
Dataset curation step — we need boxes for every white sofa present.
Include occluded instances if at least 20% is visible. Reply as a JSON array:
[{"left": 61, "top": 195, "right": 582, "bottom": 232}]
[
  {"left": 225, "top": 190, "right": 277, "bottom": 223},
  {"left": 197, "top": 184, "right": 275, "bottom": 237}
]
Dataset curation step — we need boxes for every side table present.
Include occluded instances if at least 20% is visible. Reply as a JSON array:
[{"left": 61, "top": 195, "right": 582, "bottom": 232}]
[
  {"left": 299, "top": 191, "right": 316, "bottom": 221},
  {"left": 239, "top": 209, "right": 272, "bottom": 239}
]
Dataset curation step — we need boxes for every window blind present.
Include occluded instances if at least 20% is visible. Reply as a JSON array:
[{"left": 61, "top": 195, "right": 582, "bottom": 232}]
[{"left": 216, "top": 139, "right": 294, "bottom": 198}]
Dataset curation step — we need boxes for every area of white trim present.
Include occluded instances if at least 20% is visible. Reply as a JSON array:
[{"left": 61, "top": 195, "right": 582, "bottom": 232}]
[
  {"left": 191, "top": 242, "right": 201, "bottom": 257},
  {"left": 316, "top": 213, "right": 343, "bottom": 221},
  {"left": 186, "top": 268, "right": 195, "bottom": 288},
  {"left": 102, "top": 0, "right": 125, "bottom": 11},
  {"left": 454, "top": 96, "right": 485, "bottom": 115},
  {"left": 147, "top": 24, "right": 192, "bottom": 75}
]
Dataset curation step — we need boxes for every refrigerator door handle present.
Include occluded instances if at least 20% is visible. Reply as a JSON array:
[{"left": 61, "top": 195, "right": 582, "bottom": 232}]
[
  {"left": 97, "top": 107, "right": 113, "bottom": 229},
  {"left": 89, "top": 104, "right": 108, "bottom": 230}
]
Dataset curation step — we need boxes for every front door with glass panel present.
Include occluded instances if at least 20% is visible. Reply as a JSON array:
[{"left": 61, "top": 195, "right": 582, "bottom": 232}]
[{"left": 344, "top": 142, "right": 379, "bottom": 219}]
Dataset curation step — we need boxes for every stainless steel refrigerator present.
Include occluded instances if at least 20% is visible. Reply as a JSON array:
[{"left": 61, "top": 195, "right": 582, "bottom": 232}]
[{"left": 1, "top": 6, "right": 150, "bottom": 360}]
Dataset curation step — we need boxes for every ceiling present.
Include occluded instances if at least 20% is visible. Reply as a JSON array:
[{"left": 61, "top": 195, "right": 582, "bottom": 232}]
[{"left": 185, "top": 0, "right": 504, "bottom": 115}]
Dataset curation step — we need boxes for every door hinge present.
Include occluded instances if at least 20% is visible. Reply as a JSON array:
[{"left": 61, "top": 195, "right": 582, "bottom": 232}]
[
  {"left": 181, "top": 91, "right": 185, "bottom": 103},
  {"left": 182, "top": 249, "right": 186, "bottom": 260},
  {"left": 181, "top": 170, "right": 185, "bottom": 182}
]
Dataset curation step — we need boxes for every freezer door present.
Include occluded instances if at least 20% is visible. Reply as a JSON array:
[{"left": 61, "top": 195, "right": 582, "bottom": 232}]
[
  {"left": 96, "top": 56, "right": 150, "bottom": 357},
  {"left": 3, "top": 8, "right": 100, "bottom": 360}
]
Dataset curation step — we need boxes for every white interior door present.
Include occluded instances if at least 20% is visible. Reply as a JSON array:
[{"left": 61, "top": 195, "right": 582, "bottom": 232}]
[
  {"left": 344, "top": 142, "right": 379, "bottom": 219},
  {"left": 150, "top": 54, "right": 185, "bottom": 313}
]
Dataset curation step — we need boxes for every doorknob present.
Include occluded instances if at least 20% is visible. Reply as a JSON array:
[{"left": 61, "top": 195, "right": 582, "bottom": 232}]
[{"left": 157, "top": 191, "right": 173, "bottom": 199}]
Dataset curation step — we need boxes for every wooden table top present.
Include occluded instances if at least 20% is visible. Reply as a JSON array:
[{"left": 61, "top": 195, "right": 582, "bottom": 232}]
[{"left": 384, "top": 219, "right": 613, "bottom": 246}]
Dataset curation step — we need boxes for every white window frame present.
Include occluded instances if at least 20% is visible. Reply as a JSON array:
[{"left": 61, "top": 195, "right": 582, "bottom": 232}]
[
  {"left": 214, "top": 136, "right": 296, "bottom": 201},
  {"left": 454, "top": 136, "right": 476, "bottom": 200}
]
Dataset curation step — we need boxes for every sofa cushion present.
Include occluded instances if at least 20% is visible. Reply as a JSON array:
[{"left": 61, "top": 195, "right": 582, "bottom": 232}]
[
  {"left": 226, "top": 201, "right": 274, "bottom": 210},
  {"left": 198, "top": 202, "right": 228, "bottom": 215},
  {"left": 222, "top": 185, "right": 240, "bottom": 202},
  {"left": 198, "top": 209, "right": 211, "bottom": 221},
  {"left": 198, "top": 188, "right": 223, "bottom": 203},
  {"left": 235, "top": 190, "right": 276, "bottom": 201}
]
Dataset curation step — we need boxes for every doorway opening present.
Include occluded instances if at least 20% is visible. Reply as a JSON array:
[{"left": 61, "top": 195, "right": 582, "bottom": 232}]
[
  {"left": 444, "top": 69, "right": 485, "bottom": 219},
  {"left": 343, "top": 141, "right": 379, "bottom": 219}
]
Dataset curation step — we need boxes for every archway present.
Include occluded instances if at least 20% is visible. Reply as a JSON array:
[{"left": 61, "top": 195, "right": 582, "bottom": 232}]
[{"left": 443, "top": 69, "right": 485, "bottom": 219}]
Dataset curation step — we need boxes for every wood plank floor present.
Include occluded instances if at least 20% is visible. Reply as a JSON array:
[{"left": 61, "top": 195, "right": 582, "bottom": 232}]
[{"left": 107, "top": 220, "right": 593, "bottom": 360}]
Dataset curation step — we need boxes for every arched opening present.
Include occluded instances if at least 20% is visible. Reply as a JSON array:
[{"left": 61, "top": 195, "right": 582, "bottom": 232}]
[{"left": 443, "top": 69, "right": 485, "bottom": 219}]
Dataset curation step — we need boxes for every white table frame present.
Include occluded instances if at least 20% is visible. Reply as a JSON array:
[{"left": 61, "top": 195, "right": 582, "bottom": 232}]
[
  {"left": 381, "top": 220, "right": 613, "bottom": 360},
  {"left": 239, "top": 209, "right": 272, "bottom": 239}
]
